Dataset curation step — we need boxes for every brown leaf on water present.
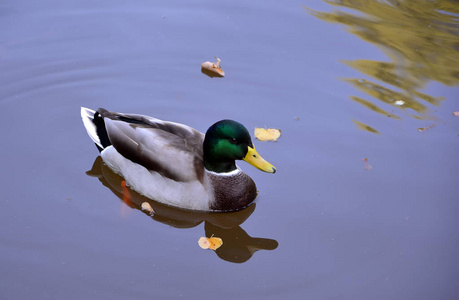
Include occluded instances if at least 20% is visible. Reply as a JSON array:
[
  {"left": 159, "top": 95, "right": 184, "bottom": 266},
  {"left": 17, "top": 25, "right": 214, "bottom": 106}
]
[
  {"left": 254, "top": 128, "right": 281, "bottom": 141},
  {"left": 198, "top": 236, "right": 223, "bottom": 250},
  {"left": 201, "top": 57, "right": 225, "bottom": 77}
]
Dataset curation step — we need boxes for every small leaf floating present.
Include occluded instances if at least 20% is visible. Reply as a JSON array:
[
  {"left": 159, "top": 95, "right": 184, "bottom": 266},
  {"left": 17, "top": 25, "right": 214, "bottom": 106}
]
[
  {"left": 254, "top": 128, "right": 281, "bottom": 142},
  {"left": 198, "top": 236, "right": 223, "bottom": 251},
  {"left": 141, "top": 202, "right": 154, "bottom": 215},
  {"left": 201, "top": 57, "right": 225, "bottom": 77}
]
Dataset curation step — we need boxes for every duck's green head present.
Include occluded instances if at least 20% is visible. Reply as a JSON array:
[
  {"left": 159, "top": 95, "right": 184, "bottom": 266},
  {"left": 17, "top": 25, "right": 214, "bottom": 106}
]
[{"left": 203, "top": 120, "right": 276, "bottom": 174}]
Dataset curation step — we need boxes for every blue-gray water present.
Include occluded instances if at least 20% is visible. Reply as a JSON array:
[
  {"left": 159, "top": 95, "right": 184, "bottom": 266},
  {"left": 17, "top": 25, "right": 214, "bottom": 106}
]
[{"left": 1, "top": 1, "right": 458, "bottom": 299}]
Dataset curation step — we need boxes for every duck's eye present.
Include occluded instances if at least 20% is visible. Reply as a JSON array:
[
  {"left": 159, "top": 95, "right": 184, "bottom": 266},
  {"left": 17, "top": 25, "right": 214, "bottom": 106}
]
[{"left": 229, "top": 138, "right": 238, "bottom": 144}]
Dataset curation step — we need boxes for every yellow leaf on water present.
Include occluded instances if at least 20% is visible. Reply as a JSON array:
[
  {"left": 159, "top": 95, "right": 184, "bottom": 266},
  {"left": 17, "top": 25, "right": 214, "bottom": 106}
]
[
  {"left": 141, "top": 202, "right": 154, "bottom": 214},
  {"left": 198, "top": 236, "right": 223, "bottom": 250},
  {"left": 254, "top": 128, "right": 281, "bottom": 141}
]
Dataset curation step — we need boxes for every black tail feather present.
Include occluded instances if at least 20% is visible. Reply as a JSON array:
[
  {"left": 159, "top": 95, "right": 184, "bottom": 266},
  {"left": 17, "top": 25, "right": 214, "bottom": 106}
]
[{"left": 93, "top": 110, "right": 112, "bottom": 150}]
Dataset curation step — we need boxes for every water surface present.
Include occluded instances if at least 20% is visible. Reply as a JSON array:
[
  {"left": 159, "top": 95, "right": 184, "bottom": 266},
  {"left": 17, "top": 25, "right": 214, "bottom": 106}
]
[{"left": 1, "top": 1, "right": 458, "bottom": 299}]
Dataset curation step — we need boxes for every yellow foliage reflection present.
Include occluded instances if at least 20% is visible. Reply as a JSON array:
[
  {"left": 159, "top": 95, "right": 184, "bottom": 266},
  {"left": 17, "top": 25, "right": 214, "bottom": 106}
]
[
  {"left": 352, "top": 119, "right": 381, "bottom": 134},
  {"left": 304, "top": 0, "right": 459, "bottom": 129}
]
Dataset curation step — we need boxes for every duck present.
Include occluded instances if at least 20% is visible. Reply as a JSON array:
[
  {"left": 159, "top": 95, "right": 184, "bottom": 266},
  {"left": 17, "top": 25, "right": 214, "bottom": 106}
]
[{"left": 80, "top": 107, "right": 276, "bottom": 212}]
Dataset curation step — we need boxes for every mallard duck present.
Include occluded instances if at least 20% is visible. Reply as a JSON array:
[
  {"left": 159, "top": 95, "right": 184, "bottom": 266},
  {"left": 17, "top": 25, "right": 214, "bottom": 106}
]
[{"left": 81, "top": 107, "right": 276, "bottom": 212}]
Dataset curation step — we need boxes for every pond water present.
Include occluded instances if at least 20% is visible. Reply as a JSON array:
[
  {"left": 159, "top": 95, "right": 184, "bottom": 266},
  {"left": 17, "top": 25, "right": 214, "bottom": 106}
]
[{"left": 1, "top": 1, "right": 458, "bottom": 299}]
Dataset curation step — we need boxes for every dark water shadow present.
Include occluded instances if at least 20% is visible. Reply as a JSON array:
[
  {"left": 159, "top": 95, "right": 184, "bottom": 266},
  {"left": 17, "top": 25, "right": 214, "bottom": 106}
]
[
  {"left": 86, "top": 156, "right": 278, "bottom": 263},
  {"left": 304, "top": 1, "right": 459, "bottom": 132}
]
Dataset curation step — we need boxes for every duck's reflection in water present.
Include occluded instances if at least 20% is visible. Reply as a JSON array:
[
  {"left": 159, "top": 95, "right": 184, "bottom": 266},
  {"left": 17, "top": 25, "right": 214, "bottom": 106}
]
[{"left": 86, "top": 156, "right": 278, "bottom": 263}]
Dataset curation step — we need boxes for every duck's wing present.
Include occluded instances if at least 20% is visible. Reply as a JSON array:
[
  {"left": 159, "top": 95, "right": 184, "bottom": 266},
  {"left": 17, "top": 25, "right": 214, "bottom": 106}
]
[{"left": 98, "top": 108, "right": 205, "bottom": 183}]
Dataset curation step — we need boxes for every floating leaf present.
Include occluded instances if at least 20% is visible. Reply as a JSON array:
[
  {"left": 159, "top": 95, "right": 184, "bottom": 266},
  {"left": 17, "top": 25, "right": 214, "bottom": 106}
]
[
  {"left": 201, "top": 57, "right": 225, "bottom": 77},
  {"left": 141, "top": 202, "right": 154, "bottom": 215},
  {"left": 254, "top": 128, "right": 281, "bottom": 141},
  {"left": 198, "top": 236, "right": 223, "bottom": 250},
  {"left": 453, "top": 112, "right": 459, "bottom": 117}
]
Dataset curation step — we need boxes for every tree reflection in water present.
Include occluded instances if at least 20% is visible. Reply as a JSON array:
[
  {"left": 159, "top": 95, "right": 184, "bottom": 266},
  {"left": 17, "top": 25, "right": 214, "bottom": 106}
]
[{"left": 304, "top": 0, "right": 459, "bottom": 132}]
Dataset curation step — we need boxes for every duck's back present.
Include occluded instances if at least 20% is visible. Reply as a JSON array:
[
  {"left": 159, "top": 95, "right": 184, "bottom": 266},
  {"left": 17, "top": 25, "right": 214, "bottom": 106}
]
[{"left": 88, "top": 108, "right": 206, "bottom": 182}]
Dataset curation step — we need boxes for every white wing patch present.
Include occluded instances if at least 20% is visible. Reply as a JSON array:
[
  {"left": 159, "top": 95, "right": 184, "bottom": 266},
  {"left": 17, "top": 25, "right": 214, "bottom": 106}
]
[{"left": 80, "top": 107, "right": 102, "bottom": 148}]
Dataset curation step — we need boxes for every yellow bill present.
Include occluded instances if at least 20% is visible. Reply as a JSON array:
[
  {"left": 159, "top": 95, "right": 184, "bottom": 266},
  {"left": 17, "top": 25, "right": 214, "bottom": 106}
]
[{"left": 243, "top": 146, "right": 276, "bottom": 173}]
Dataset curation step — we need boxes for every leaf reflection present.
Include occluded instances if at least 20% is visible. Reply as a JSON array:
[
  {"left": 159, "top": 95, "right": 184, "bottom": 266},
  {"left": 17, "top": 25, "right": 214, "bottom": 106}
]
[{"left": 304, "top": 0, "right": 459, "bottom": 129}]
